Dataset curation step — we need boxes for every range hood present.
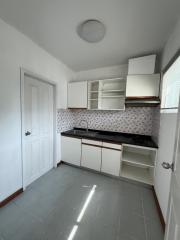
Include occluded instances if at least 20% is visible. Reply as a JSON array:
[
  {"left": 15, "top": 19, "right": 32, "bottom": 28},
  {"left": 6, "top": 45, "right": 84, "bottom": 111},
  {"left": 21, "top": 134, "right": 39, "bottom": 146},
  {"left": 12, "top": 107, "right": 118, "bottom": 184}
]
[
  {"left": 125, "top": 74, "right": 161, "bottom": 107},
  {"left": 125, "top": 97, "right": 160, "bottom": 107}
]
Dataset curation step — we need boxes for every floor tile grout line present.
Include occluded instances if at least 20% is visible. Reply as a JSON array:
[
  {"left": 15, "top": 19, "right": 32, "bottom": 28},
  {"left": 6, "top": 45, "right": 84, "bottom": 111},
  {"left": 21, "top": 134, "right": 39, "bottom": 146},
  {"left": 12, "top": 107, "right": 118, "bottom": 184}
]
[
  {"left": 0, "top": 165, "right": 163, "bottom": 240},
  {"left": 0, "top": 234, "right": 7, "bottom": 240},
  {"left": 141, "top": 190, "right": 148, "bottom": 240},
  {"left": 12, "top": 200, "right": 46, "bottom": 224}
]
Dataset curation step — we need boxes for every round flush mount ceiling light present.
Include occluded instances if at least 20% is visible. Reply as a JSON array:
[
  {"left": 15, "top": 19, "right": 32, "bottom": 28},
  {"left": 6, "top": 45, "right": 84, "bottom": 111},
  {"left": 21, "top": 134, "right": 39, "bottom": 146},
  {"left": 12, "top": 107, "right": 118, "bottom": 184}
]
[{"left": 77, "top": 20, "right": 106, "bottom": 43}]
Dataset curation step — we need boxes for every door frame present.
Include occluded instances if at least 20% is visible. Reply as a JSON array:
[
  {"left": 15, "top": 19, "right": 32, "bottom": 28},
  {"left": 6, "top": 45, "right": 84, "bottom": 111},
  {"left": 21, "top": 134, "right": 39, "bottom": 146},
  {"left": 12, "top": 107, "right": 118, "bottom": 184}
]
[{"left": 20, "top": 68, "right": 57, "bottom": 190}]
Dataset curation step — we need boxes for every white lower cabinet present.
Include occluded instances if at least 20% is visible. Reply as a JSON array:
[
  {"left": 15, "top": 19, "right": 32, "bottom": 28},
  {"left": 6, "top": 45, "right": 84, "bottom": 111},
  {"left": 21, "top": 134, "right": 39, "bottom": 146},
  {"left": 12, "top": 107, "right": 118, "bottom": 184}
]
[
  {"left": 101, "top": 148, "right": 121, "bottom": 176},
  {"left": 61, "top": 136, "right": 81, "bottom": 166},
  {"left": 61, "top": 136, "right": 157, "bottom": 184},
  {"left": 81, "top": 144, "right": 101, "bottom": 171}
]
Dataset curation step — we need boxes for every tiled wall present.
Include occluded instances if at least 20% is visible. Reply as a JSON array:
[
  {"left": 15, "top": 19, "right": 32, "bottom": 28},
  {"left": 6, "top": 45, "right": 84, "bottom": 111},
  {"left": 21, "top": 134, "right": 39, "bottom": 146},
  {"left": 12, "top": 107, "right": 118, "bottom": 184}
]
[
  {"left": 57, "top": 109, "right": 75, "bottom": 132},
  {"left": 152, "top": 106, "right": 160, "bottom": 144},
  {"left": 57, "top": 107, "right": 156, "bottom": 136}
]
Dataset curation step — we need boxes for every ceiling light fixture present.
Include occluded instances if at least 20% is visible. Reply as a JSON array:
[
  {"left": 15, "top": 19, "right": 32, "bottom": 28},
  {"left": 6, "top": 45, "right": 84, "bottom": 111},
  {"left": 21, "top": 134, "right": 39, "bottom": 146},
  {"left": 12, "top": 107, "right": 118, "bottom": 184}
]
[{"left": 77, "top": 19, "right": 106, "bottom": 43}]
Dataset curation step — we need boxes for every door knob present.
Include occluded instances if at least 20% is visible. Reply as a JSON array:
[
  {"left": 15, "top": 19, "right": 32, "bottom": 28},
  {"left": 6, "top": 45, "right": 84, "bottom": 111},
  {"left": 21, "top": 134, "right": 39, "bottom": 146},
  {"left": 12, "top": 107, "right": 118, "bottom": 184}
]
[
  {"left": 25, "top": 131, "right": 31, "bottom": 136},
  {"left": 162, "top": 162, "right": 174, "bottom": 171}
]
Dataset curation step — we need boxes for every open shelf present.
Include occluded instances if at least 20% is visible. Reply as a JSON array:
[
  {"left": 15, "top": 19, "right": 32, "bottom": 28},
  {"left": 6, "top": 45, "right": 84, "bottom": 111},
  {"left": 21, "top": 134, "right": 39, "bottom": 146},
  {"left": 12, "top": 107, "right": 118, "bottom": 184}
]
[
  {"left": 88, "top": 78, "right": 126, "bottom": 110},
  {"left": 120, "top": 145, "right": 156, "bottom": 185},
  {"left": 101, "top": 89, "right": 124, "bottom": 92},
  {"left": 89, "top": 90, "right": 125, "bottom": 93},
  {"left": 122, "top": 151, "right": 154, "bottom": 168},
  {"left": 99, "top": 78, "right": 126, "bottom": 91},
  {"left": 121, "top": 163, "right": 154, "bottom": 185},
  {"left": 101, "top": 96, "right": 125, "bottom": 98},
  {"left": 88, "top": 99, "right": 98, "bottom": 109}
]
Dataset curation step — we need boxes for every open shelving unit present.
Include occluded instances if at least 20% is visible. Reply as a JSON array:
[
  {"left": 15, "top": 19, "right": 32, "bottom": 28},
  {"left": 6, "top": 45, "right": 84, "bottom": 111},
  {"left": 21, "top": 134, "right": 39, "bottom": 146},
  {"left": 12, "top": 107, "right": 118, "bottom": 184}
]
[
  {"left": 120, "top": 145, "right": 156, "bottom": 185},
  {"left": 88, "top": 78, "right": 126, "bottom": 110},
  {"left": 121, "top": 164, "right": 154, "bottom": 185},
  {"left": 122, "top": 151, "right": 154, "bottom": 168}
]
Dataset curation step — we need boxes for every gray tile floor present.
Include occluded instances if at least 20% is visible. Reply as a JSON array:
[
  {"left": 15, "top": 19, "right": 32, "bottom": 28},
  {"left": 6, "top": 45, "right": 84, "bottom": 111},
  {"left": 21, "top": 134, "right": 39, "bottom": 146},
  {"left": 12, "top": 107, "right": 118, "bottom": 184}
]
[{"left": 0, "top": 164, "right": 164, "bottom": 240}]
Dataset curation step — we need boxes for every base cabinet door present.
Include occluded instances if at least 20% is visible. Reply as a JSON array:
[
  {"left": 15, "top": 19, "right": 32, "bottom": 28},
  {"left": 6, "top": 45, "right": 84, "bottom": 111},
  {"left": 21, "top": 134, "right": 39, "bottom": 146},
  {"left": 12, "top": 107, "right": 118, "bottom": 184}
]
[
  {"left": 61, "top": 136, "right": 81, "bottom": 166},
  {"left": 81, "top": 144, "right": 101, "bottom": 171},
  {"left": 101, "top": 148, "right": 121, "bottom": 176}
]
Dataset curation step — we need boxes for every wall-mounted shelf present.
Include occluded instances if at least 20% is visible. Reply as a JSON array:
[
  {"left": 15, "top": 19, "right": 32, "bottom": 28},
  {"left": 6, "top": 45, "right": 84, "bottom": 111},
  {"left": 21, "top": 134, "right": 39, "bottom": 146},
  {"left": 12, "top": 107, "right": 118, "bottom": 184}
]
[
  {"left": 102, "top": 89, "right": 124, "bottom": 92},
  {"left": 88, "top": 78, "right": 126, "bottom": 110},
  {"left": 101, "top": 96, "right": 125, "bottom": 98}
]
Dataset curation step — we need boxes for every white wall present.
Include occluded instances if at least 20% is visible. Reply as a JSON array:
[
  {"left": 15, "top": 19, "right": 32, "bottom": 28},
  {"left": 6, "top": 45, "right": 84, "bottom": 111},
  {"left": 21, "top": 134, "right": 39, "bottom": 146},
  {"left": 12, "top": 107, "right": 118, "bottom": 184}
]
[
  {"left": 155, "top": 17, "right": 180, "bottom": 221},
  {"left": 161, "top": 16, "right": 180, "bottom": 70},
  {"left": 0, "top": 18, "right": 74, "bottom": 202},
  {"left": 74, "top": 64, "right": 128, "bottom": 81}
]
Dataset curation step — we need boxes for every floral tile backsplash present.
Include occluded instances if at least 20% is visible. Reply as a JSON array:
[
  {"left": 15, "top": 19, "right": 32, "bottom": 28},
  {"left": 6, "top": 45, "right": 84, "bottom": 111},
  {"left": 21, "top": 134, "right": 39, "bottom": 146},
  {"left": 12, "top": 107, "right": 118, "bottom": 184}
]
[
  {"left": 57, "top": 107, "right": 157, "bottom": 136},
  {"left": 57, "top": 109, "right": 75, "bottom": 132}
]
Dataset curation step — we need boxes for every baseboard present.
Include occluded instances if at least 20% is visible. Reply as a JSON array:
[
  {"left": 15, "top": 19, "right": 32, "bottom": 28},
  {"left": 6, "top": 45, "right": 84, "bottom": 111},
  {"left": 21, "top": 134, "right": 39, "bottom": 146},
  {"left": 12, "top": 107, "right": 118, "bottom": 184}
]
[
  {"left": 152, "top": 187, "right": 165, "bottom": 232},
  {"left": 0, "top": 188, "right": 23, "bottom": 208},
  {"left": 57, "top": 161, "right": 64, "bottom": 167}
]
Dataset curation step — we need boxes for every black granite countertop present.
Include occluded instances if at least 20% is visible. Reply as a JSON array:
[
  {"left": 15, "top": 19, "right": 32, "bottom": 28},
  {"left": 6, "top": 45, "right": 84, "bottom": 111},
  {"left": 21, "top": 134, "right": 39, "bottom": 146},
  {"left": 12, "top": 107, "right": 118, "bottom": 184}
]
[{"left": 61, "top": 128, "right": 158, "bottom": 149}]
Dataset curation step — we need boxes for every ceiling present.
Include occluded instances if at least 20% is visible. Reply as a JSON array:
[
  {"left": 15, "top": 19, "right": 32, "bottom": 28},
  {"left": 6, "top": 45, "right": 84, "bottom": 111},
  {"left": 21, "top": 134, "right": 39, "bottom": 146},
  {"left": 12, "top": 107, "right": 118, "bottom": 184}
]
[{"left": 0, "top": 0, "right": 179, "bottom": 71}]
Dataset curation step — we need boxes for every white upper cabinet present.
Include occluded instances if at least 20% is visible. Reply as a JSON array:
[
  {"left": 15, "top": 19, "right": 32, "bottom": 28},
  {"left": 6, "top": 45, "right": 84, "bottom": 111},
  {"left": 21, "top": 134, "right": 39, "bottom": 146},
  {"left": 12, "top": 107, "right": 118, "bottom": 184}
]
[
  {"left": 68, "top": 81, "right": 87, "bottom": 108},
  {"left": 88, "top": 78, "right": 126, "bottom": 110},
  {"left": 126, "top": 74, "right": 160, "bottom": 98}
]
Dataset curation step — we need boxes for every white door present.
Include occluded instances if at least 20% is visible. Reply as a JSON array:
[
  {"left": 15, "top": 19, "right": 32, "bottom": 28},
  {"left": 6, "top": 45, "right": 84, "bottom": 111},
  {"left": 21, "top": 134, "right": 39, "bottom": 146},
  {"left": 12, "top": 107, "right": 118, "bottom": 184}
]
[
  {"left": 165, "top": 102, "right": 180, "bottom": 240},
  {"left": 154, "top": 113, "right": 177, "bottom": 220},
  {"left": 23, "top": 74, "right": 54, "bottom": 187}
]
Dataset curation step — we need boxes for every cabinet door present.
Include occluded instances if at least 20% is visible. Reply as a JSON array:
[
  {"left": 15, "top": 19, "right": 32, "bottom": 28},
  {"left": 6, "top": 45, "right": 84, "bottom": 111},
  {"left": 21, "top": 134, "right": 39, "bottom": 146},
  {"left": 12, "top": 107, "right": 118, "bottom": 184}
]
[
  {"left": 68, "top": 81, "right": 87, "bottom": 108},
  {"left": 81, "top": 144, "right": 101, "bottom": 171},
  {"left": 126, "top": 74, "right": 160, "bottom": 97},
  {"left": 101, "top": 148, "right": 121, "bottom": 176},
  {"left": 61, "top": 136, "right": 81, "bottom": 166}
]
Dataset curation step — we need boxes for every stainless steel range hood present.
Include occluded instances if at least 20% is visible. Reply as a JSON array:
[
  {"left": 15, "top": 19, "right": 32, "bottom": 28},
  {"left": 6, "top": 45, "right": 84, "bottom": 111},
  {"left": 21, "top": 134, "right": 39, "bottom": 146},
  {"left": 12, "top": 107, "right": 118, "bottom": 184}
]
[{"left": 125, "top": 97, "right": 160, "bottom": 107}]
